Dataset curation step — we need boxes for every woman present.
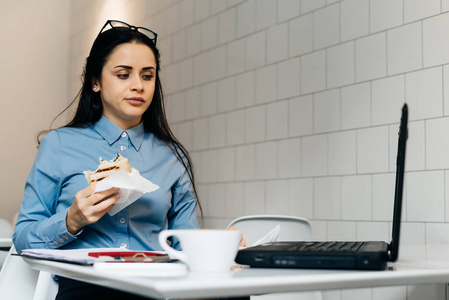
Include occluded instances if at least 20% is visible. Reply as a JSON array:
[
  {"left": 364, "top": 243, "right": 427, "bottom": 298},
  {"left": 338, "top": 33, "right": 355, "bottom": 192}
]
[{"left": 13, "top": 20, "right": 202, "bottom": 300}]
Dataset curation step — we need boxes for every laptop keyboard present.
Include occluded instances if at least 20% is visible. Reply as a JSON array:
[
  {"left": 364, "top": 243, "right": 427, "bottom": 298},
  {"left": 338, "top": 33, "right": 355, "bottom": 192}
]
[{"left": 288, "top": 241, "right": 363, "bottom": 252}]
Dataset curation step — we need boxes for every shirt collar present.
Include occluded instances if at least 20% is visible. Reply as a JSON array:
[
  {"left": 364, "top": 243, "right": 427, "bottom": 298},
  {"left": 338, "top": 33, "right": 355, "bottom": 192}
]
[{"left": 92, "top": 116, "right": 145, "bottom": 151}]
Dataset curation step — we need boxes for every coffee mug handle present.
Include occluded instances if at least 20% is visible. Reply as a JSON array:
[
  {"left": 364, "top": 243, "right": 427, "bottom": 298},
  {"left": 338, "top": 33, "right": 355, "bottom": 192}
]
[{"left": 158, "top": 230, "right": 187, "bottom": 263}]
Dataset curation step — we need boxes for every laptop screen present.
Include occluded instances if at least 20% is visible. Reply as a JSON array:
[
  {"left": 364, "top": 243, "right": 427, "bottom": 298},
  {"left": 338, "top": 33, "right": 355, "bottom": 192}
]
[{"left": 389, "top": 104, "right": 408, "bottom": 262}]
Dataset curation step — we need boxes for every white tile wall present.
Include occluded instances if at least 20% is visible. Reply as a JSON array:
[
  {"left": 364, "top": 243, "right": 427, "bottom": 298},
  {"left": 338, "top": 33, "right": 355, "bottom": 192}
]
[
  {"left": 218, "top": 8, "right": 236, "bottom": 45},
  {"left": 266, "top": 101, "right": 288, "bottom": 140},
  {"left": 371, "top": 75, "right": 405, "bottom": 125},
  {"left": 277, "top": 0, "right": 301, "bottom": 23},
  {"left": 278, "top": 138, "right": 302, "bottom": 178},
  {"left": 218, "top": 77, "right": 236, "bottom": 112},
  {"left": 444, "top": 0, "right": 449, "bottom": 12},
  {"left": 302, "top": 134, "right": 327, "bottom": 176},
  {"left": 357, "top": 222, "right": 389, "bottom": 241},
  {"left": 255, "top": 0, "right": 276, "bottom": 30},
  {"left": 372, "top": 174, "right": 395, "bottom": 221},
  {"left": 370, "top": 0, "right": 403, "bottom": 33},
  {"left": 288, "top": 178, "right": 313, "bottom": 219},
  {"left": 355, "top": 32, "right": 387, "bottom": 82},
  {"left": 266, "top": 180, "right": 290, "bottom": 215},
  {"left": 209, "top": 114, "right": 226, "bottom": 148},
  {"left": 300, "top": 50, "right": 326, "bottom": 94},
  {"left": 357, "top": 126, "right": 389, "bottom": 173},
  {"left": 314, "top": 177, "right": 341, "bottom": 220},
  {"left": 372, "top": 286, "right": 407, "bottom": 300},
  {"left": 72, "top": 1, "right": 449, "bottom": 298},
  {"left": 327, "top": 42, "right": 355, "bottom": 89},
  {"left": 341, "top": 288, "right": 371, "bottom": 300},
  {"left": 217, "top": 147, "right": 235, "bottom": 182},
  {"left": 341, "top": 82, "right": 371, "bottom": 129},
  {"left": 426, "top": 117, "right": 449, "bottom": 169},
  {"left": 255, "top": 141, "right": 278, "bottom": 180},
  {"left": 235, "top": 71, "right": 255, "bottom": 109},
  {"left": 327, "top": 221, "right": 355, "bottom": 240},
  {"left": 277, "top": 58, "right": 301, "bottom": 99},
  {"left": 314, "top": 89, "right": 341, "bottom": 133},
  {"left": 423, "top": 13, "right": 449, "bottom": 68},
  {"left": 236, "top": 144, "right": 255, "bottom": 180},
  {"left": 256, "top": 65, "right": 277, "bottom": 104},
  {"left": 236, "top": 0, "right": 255, "bottom": 38},
  {"left": 225, "top": 182, "right": 245, "bottom": 218},
  {"left": 340, "top": 0, "right": 369, "bottom": 42},
  {"left": 226, "top": 110, "right": 245, "bottom": 145},
  {"left": 328, "top": 131, "right": 356, "bottom": 175},
  {"left": 200, "top": 82, "right": 217, "bottom": 116},
  {"left": 313, "top": 4, "right": 340, "bottom": 50},
  {"left": 289, "top": 14, "right": 313, "bottom": 57},
  {"left": 245, "top": 106, "right": 265, "bottom": 143},
  {"left": 288, "top": 95, "right": 313, "bottom": 137},
  {"left": 209, "top": 46, "right": 227, "bottom": 81},
  {"left": 341, "top": 175, "right": 371, "bottom": 220},
  {"left": 227, "top": 38, "right": 246, "bottom": 75},
  {"left": 387, "top": 22, "right": 422, "bottom": 76},
  {"left": 407, "top": 171, "right": 445, "bottom": 222},
  {"left": 405, "top": 67, "right": 443, "bottom": 121},
  {"left": 244, "top": 181, "right": 266, "bottom": 215},
  {"left": 302, "top": 0, "right": 326, "bottom": 14},
  {"left": 267, "top": 23, "right": 289, "bottom": 64},
  {"left": 246, "top": 32, "right": 266, "bottom": 71}
]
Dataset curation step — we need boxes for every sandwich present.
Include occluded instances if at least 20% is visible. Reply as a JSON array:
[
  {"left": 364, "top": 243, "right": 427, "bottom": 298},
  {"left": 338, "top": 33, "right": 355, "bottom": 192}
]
[{"left": 84, "top": 153, "right": 131, "bottom": 184}]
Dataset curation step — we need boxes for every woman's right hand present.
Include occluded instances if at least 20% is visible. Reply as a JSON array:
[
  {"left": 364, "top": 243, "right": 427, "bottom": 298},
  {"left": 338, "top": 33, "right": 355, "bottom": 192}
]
[{"left": 66, "top": 184, "right": 121, "bottom": 235}]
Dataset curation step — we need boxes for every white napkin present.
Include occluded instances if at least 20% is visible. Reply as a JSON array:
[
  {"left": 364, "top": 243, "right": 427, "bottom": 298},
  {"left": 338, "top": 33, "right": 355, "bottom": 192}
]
[
  {"left": 93, "top": 169, "right": 159, "bottom": 216},
  {"left": 251, "top": 225, "right": 281, "bottom": 247}
]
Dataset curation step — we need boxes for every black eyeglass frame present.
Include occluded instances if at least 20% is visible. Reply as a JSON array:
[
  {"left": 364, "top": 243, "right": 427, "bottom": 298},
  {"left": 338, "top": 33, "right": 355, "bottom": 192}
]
[{"left": 98, "top": 20, "right": 158, "bottom": 45}]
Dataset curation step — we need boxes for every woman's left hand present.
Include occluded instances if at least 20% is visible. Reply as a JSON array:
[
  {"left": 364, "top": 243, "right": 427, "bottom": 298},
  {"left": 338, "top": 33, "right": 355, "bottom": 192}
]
[{"left": 227, "top": 226, "right": 246, "bottom": 247}]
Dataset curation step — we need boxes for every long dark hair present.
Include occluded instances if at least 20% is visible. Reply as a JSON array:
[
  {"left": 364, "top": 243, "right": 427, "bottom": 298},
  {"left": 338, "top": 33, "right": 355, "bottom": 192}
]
[{"left": 41, "top": 25, "right": 202, "bottom": 219}]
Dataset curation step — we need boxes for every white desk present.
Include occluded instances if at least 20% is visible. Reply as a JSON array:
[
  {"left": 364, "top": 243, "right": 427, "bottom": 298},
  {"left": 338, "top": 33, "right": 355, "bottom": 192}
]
[{"left": 23, "top": 256, "right": 449, "bottom": 299}]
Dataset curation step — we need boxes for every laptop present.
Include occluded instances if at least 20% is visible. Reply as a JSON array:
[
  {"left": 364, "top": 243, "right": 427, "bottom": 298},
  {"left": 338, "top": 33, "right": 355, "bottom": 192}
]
[{"left": 235, "top": 103, "right": 408, "bottom": 270}]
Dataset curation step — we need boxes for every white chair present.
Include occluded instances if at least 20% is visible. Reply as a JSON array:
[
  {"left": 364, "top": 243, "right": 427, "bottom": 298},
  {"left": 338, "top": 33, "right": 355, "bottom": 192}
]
[
  {"left": 228, "top": 215, "right": 322, "bottom": 300},
  {"left": 0, "top": 218, "right": 14, "bottom": 269},
  {"left": 0, "top": 245, "right": 59, "bottom": 300},
  {"left": 0, "top": 218, "right": 13, "bottom": 238}
]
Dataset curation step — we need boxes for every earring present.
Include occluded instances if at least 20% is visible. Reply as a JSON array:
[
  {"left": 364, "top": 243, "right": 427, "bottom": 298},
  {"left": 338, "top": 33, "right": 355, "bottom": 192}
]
[{"left": 93, "top": 86, "right": 98, "bottom": 91}]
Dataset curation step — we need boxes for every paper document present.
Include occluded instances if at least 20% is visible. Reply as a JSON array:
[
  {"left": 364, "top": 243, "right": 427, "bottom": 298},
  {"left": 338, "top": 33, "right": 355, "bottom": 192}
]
[
  {"left": 20, "top": 248, "right": 166, "bottom": 265},
  {"left": 250, "top": 225, "right": 281, "bottom": 247}
]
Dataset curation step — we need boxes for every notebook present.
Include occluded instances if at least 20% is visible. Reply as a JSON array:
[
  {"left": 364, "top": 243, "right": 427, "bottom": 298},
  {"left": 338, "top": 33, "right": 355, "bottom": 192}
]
[{"left": 235, "top": 103, "right": 408, "bottom": 270}]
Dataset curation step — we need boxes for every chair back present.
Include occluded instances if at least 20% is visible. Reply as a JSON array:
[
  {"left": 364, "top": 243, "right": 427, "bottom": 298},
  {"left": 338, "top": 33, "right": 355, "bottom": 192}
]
[
  {"left": 0, "top": 218, "right": 13, "bottom": 238},
  {"left": 228, "top": 215, "right": 313, "bottom": 245},
  {"left": 0, "top": 218, "right": 14, "bottom": 269},
  {"left": 0, "top": 245, "right": 39, "bottom": 300},
  {"left": 228, "top": 215, "right": 321, "bottom": 300},
  {"left": 0, "top": 245, "right": 59, "bottom": 300}
]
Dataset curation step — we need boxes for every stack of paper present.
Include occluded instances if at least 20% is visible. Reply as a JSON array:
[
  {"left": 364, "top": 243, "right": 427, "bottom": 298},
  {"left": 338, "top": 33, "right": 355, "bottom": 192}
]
[{"left": 20, "top": 248, "right": 129, "bottom": 264}]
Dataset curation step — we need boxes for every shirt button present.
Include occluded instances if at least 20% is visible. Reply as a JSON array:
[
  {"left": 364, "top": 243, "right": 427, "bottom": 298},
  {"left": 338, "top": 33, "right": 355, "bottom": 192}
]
[
  {"left": 59, "top": 237, "right": 64, "bottom": 243},
  {"left": 64, "top": 235, "right": 69, "bottom": 240},
  {"left": 121, "top": 132, "right": 127, "bottom": 138},
  {"left": 119, "top": 217, "right": 126, "bottom": 224},
  {"left": 53, "top": 241, "right": 59, "bottom": 246},
  {"left": 120, "top": 243, "right": 127, "bottom": 248},
  {"left": 120, "top": 145, "right": 126, "bottom": 151}
]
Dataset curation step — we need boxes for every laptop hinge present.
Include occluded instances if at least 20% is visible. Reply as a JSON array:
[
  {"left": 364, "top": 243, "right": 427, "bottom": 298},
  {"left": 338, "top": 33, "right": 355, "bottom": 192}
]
[{"left": 387, "top": 243, "right": 393, "bottom": 261}]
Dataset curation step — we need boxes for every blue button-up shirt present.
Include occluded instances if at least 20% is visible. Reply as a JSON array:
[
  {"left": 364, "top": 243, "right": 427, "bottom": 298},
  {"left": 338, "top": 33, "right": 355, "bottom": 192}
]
[{"left": 13, "top": 116, "right": 199, "bottom": 253}]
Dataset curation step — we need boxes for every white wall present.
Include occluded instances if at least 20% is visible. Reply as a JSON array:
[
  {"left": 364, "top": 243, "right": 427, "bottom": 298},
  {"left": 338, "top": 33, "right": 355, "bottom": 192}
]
[
  {"left": 0, "top": 0, "right": 70, "bottom": 223},
  {"left": 141, "top": 0, "right": 449, "bottom": 299}
]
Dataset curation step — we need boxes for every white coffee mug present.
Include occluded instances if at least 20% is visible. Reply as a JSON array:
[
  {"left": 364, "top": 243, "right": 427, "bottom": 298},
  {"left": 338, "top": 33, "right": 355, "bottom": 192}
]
[{"left": 158, "top": 229, "right": 241, "bottom": 273}]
